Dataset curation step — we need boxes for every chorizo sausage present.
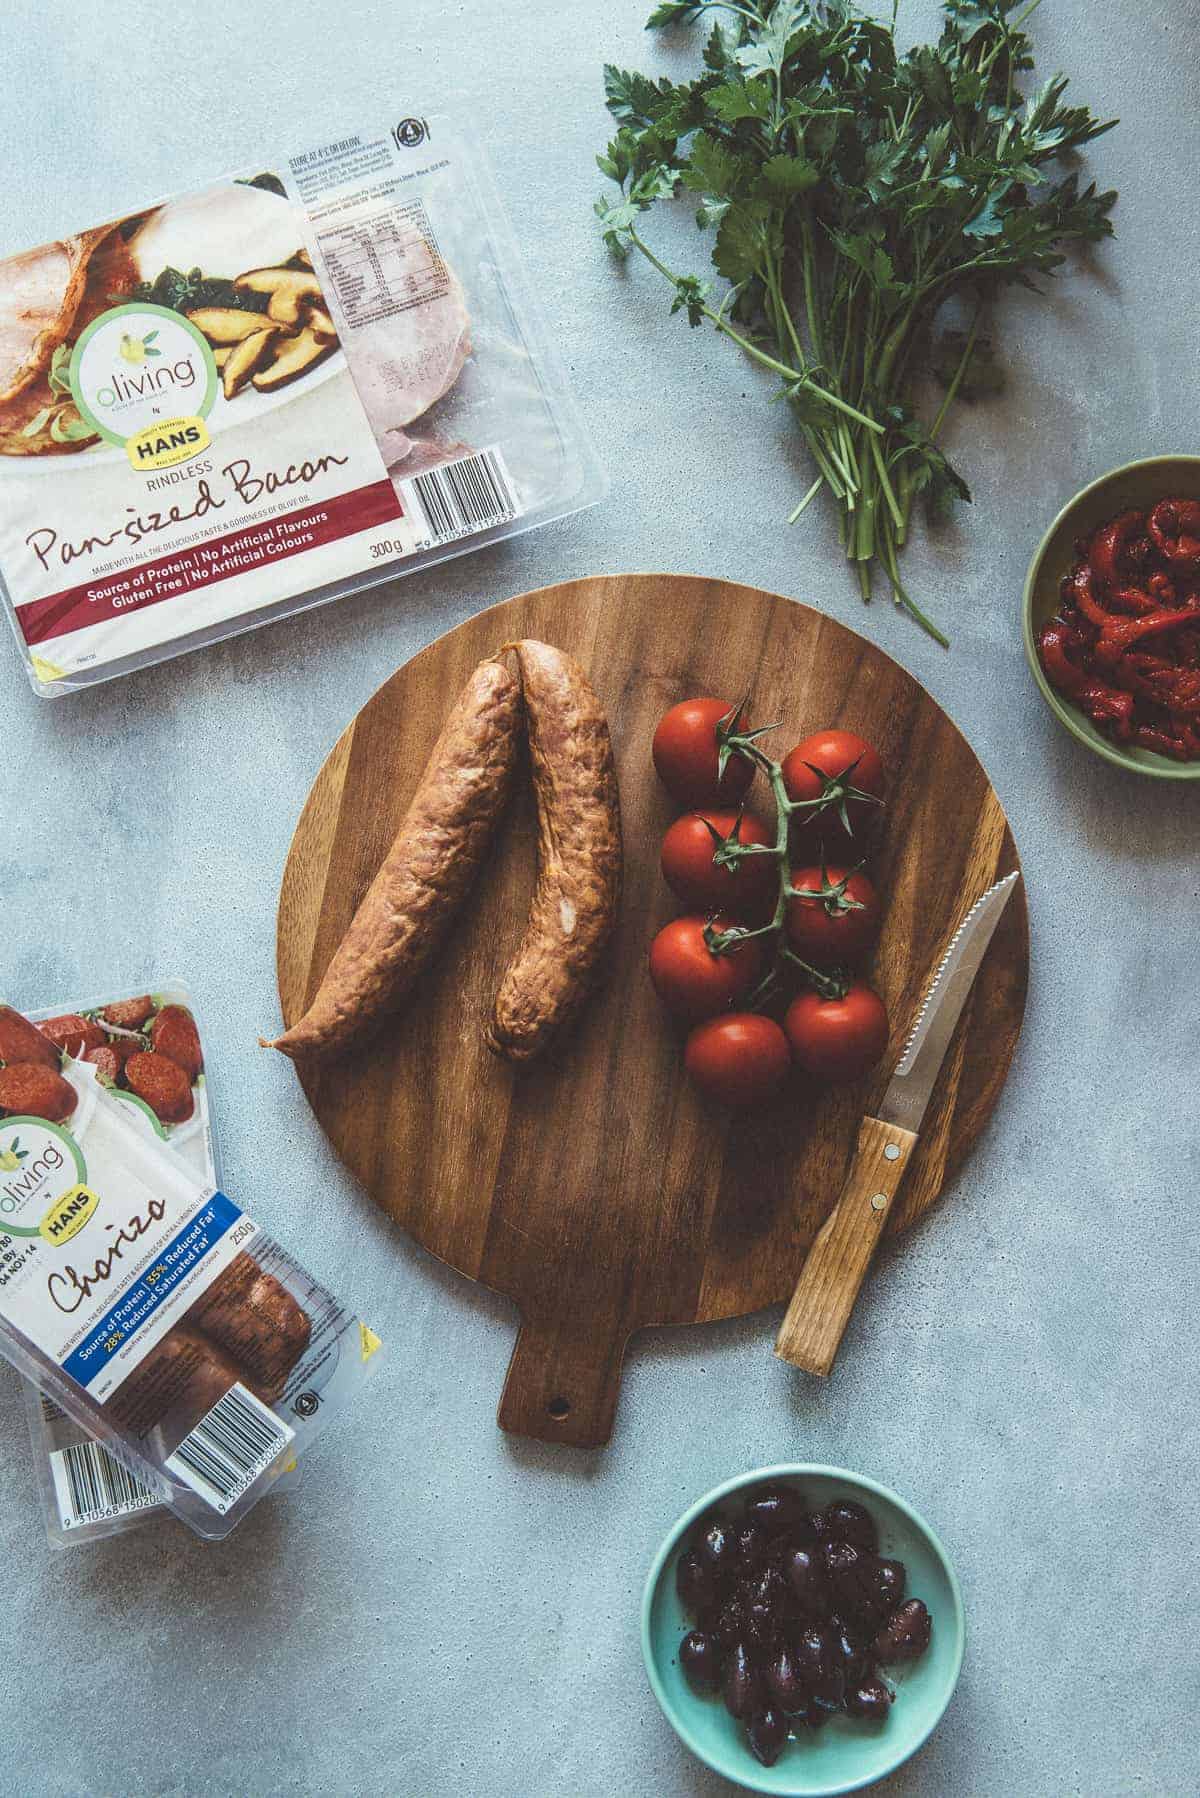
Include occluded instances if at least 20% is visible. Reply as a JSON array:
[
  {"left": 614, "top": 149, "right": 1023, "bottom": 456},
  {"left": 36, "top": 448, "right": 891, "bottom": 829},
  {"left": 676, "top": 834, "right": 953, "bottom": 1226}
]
[
  {"left": 125, "top": 1050, "right": 195, "bottom": 1123},
  {"left": 0, "top": 1062, "right": 77, "bottom": 1121},
  {"left": 485, "top": 640, "right": 622, "bottom": 1063},
  {"left": 190, "top": 1253, "right": 311, "bottom": 1403},
  {"left": 0, "top": 1004, "right": 60, "bottom": 1069},
  {"left": 38, "top": 1013, "right": 107, "bottom": 1056},
  {"left": 84, "top": 1044, "right": 125, "bottom": 1085},
  {"left": 149, "top": 1004, "right": 203, "bottom": 1078},
  {"left": 101, "top": 995, "right": 155, "bottom": 1031},
  {"left": 265, "top": 653, "right": 523, "bottom": 1061}
]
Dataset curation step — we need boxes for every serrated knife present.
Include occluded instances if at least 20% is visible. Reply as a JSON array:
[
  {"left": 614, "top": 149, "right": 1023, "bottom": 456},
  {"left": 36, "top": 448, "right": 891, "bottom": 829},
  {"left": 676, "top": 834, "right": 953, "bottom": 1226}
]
[{"left": 774, "top": 870, "right": 1021, "bottom": 1376}]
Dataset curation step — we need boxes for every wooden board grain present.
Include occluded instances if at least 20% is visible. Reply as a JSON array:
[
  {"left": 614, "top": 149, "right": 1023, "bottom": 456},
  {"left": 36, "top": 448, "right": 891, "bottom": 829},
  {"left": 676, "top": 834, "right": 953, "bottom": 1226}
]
[{"left": 276, "top": 576, "right": 1028, "bottom": 1447}]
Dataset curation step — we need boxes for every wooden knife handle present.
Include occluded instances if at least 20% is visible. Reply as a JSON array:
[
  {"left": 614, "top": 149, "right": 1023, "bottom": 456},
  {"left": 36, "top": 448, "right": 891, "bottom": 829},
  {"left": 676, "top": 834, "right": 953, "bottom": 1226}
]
[{"left": 774, "top": 1115, "right": 918, "bottom": 1376}]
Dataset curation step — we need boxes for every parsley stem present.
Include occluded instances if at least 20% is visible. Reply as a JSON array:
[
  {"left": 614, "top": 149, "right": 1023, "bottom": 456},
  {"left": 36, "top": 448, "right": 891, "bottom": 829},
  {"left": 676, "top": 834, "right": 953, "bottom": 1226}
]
[
  {"left": 628, "top": 226, "right": 885, "bottom": 434},
  {"left": 788, "top": 475, "right": 824, "bottom": 523},
  {"left": 796, "top": 421, "right": 848, "bottom": 504},
  {"left": 869, "top": 432, "right": 905, "bottom": 533},
  {"left": 929, "top": 307, "right": 982, "bottom": 444}
]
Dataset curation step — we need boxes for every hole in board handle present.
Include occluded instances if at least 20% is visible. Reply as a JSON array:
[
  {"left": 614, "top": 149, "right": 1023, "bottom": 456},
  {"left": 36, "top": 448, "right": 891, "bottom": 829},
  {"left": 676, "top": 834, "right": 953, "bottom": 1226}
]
[{"left": 547, "top": 1396, "right": 571, "bottom": 1420}]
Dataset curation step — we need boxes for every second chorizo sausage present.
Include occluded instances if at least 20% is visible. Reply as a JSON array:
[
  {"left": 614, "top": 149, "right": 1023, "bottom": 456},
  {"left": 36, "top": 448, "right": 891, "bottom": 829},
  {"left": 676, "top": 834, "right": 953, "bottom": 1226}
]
[{"left": 485, "top": 640, "right": 622, "bottom": 1063}]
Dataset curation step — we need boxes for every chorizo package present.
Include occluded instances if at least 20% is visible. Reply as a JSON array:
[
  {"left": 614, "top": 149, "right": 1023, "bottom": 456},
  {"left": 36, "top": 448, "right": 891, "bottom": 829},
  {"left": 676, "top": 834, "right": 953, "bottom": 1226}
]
[
  {"left": 0, "top": 1046, "right": 380, "bottom": 1540},
  {"left": 0, "top": 118, "right": 603, "bottom": 696},
  {"left": 22, "top": 983, "right": 299, "bottom": 1546}
]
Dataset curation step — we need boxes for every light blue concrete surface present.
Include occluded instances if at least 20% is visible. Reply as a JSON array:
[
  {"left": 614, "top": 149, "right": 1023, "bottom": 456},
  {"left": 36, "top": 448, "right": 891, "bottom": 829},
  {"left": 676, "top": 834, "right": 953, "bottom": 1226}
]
[{"left": 0, "top": 3, "right": 1197, "bottom": 1794}]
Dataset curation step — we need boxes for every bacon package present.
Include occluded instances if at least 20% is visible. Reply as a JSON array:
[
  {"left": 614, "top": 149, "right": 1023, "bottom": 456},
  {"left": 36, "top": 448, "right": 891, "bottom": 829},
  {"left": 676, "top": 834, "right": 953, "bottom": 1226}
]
[
  {"left": 22, "top": 984, "right": 304, "bottom": 1546},
  {"left": 0, "top": 120, "right": 602, "bottom": 695},
  {"left": 0, "top": 1001, "right": 380, "bottom": 1540}
]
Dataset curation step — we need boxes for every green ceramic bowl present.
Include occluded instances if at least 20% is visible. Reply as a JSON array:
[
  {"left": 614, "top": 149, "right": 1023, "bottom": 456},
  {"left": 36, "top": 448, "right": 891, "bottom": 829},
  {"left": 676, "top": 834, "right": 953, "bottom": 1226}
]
[
  {"left": 642, "top": 1465, "right": 965, "bottom": 1796},
  {"left": 1022, "top": 454, "right": 1200, "bottom": 779}
]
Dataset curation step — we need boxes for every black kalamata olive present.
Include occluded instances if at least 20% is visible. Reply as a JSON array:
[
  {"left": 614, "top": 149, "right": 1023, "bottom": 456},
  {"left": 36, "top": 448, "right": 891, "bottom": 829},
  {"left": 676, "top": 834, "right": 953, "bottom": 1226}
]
[
  {"left": 676, "top": 1549, "right": 717, "bottom": 1618},
  {"left": 845, "top": 1673, "right": 893, "bottom": 1721},
  {"left": 745, "top": 1488, "right": 806, "bottom": 1538},
  {"left": 804, "top": 1508, "right": 828, "bottom": 1540},
  {"left": 735, "top": 1520, "right": 769, "bottom": 1571},
  {"left": 875, "top": 1557, "right": 906, "bottom": 1607},
  {"left": 722, "top": 1641, "right": 763, "bottom": 1720},
  {"left": 810, "top": 1663, "right": 846, "bottom": 1714},
  {"left": 700, "top": 1520, "right": 738, "bottom": 1579},
  {"left": 713, "top": 1592, "right": 749, "bottom": 1649},
  {"left": 825, "top": 1541, "right": 889, "bottom": 1626},
  {"left": 745, "top": 1600, "right": 777, "bottom": 1647},
  {"left": 830, "top": 1621, "right": 867, "bottom": 1687},
  {"left": 873, "top": 1598, "right": 932, "bottom": 1664},
  {"left": 821, "top": 1499, "right": 879, "bottom": 1552},
  {"left": 746, "top": 1707, "right": 789, "bottom": 1767},
  {"left": 785, "top": 1545, "right": 828, "bottom": 1613},
  {"left": 794, "top": 1624, "right": 833, "bottom": 1682},
  {"left": 679, "top": 1630, "right": 723, "bottom": 1694},
  {"left": 805, "top": 1700, "right": 833, "bottom": 1729},
  {"left": 764, "top": 1644, "right": 808, "bottom": 1714}
]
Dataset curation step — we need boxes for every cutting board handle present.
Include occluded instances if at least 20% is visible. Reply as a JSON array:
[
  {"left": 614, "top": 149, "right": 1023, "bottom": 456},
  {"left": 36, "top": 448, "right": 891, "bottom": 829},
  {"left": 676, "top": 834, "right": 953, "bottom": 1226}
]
[{"left": 498, "top": 1309, "right": 629, "bottom": 1449}]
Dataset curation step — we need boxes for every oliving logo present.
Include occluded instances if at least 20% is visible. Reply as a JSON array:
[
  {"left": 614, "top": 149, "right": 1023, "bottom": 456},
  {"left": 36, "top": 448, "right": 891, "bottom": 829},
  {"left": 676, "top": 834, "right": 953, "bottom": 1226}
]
[
  {"left": 97, "top": 359, "right": 200, "bottom": 412},
  {"left": 0, "top": 1139, "right": 63, "bottom": 1215}
]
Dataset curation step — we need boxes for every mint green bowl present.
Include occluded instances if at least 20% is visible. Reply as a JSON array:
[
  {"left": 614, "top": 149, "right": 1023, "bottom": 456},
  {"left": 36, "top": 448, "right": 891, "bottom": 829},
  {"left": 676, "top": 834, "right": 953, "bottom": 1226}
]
[
  {"left": 1022, "top": 454, "right": 1200, "bottom": 779},
  {"left": 642, "top": 1465, "right": 965, "bottom": 1796}
]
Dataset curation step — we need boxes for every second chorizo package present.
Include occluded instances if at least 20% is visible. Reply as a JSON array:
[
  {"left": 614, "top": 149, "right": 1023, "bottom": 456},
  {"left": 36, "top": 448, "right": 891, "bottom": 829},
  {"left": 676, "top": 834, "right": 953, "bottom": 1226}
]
[
  {"left": 23, "top": 983, "right": 298, "bottom": 1545},
  {"left": 0, "top": 1044, "right": 380, "bottom": 1539}
]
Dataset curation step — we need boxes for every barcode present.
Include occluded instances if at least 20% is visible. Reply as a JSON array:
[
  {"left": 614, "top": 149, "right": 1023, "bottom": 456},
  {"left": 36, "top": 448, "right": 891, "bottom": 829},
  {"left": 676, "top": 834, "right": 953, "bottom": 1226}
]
[
  {"left": 50, "top": 1439, "right": 159, "bottom": 1530},
  {"left": 403, "top": 446, "right": 518, "bottom": 545},
  {"left": 164, "top": 1383, "right": 294, "bottom": 1515}
]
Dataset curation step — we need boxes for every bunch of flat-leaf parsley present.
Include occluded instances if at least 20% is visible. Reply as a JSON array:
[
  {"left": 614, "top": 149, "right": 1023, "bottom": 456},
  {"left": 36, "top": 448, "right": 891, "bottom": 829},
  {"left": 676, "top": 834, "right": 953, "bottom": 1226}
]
[{"left": 595, "top": 0, "right": 1117, "bottom": 643}]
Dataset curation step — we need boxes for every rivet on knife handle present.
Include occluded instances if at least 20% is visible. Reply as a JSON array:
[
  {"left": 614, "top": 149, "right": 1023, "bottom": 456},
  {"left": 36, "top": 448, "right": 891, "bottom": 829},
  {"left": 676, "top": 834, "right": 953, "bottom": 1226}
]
[{"left": 774, "top": 1117, "right": 917, "bottom": 1376}]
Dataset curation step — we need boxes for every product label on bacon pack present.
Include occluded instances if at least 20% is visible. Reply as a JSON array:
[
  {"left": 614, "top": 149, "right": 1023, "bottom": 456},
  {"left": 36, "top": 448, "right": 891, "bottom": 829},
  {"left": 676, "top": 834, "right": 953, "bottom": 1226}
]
[{"left": 0, "top": 170, "right": 420, "bottom": 687}]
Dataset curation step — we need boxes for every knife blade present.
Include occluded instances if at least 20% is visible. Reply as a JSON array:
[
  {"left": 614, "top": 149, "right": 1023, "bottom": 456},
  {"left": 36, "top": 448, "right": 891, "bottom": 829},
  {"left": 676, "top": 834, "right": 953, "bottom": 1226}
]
[
  {"left": 774, "top": 869, "right": 1021, "bottom": 1376},
  {"left": 876, "top": 870, "right": 1021, "bottom": 1134}
]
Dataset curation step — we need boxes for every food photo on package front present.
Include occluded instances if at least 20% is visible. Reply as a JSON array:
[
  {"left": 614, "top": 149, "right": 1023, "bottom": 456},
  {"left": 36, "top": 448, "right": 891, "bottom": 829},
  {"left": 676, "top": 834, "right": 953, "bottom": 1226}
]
[{"left": 0, "top": 4, "right": 1195, "bottom": 1796}]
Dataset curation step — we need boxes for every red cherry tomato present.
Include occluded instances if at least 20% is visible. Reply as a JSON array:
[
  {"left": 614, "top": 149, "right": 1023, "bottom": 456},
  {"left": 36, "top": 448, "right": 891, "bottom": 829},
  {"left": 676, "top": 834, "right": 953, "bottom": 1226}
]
[
  {"left": 684, "top": 1012, "right": 791, "bottom": 1109},
  {"left": 784, "top": 983, "right": 889, "bottom": 1082},
  {"left": 648, "top": 914, "right": 762, "bottom": 1024},
  {"left": 653, "top": 697, "right": 755, "bottom": 808},
  {"left": 785, "top": 864, "right": 882, "bottom": 963},
  {"left": 781, "top": 730, "right": 885, "bottom": 844},
  {"left": 660, "top": 809, "right": 775, "bottom": 918}
]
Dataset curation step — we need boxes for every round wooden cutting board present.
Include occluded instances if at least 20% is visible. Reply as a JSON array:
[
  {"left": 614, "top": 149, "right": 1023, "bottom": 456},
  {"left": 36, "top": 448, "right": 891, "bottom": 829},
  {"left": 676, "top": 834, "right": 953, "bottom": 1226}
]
[{"left": 276, "top": 576, "right": 1028, "bottom": 1447}]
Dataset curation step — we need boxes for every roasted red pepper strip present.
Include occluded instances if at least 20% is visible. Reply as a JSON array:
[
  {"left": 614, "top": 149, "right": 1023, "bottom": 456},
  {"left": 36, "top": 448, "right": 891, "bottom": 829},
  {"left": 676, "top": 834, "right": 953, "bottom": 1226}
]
[
  {"left": 1088, "top": 510, "right": 1146, "bottom": 589},
  {"left": 1038, "top": 622, "right": 1088, "bottom": 696},
  {"left": 1039, "top": 623, "right": 1135, "bottom": 735},
  {"left": 1147, "top": 498, "right": 1200, "bottom": 570},
  {"left": 1092, "top": 608, "right": 1197, "bottom": 667}
]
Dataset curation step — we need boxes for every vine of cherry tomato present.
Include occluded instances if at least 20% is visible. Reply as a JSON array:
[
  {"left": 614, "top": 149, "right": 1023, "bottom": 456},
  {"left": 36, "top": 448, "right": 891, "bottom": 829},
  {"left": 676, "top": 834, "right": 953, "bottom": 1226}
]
[{"left": 648, "top": 695, "right": 893, "bottom": 1107}]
